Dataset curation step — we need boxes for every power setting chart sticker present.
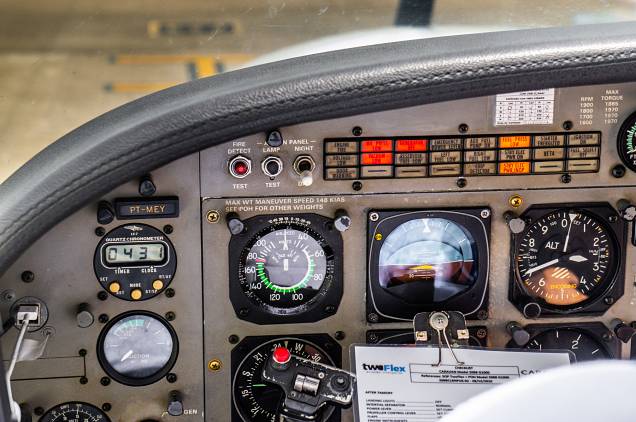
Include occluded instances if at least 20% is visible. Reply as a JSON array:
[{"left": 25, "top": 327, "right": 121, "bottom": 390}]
[
  {"left": 495, "top": 89, "right": 555, "bottom": 126},
  {"left": 351, "top": 345, "right": 571, "bottom": 421}
]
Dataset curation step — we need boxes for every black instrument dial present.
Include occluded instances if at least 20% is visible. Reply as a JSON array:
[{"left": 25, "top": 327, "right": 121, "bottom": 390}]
[
  {"left": 617, "top": 111, "right": 636, "bottom": 172},
  {"left": 94, "top": 224, "right": 176, "bottom": 301},
  {"left": 237, "top": 217, "right": 336, "bottom": 316},
  {"left": 525, "top": 328, "right": 610, "bottom": 362},
  {"left": 515, "top": 209, "right": 618, "bottom": 309},
  {"left": 232, "top": 338, "right": 334, "bottom": 422},
  {"left": 97, "top": 311, "right": 178, "bottom": 386},
  {"left": 40, "top": 402, "right": 109, "bottom": 422}
]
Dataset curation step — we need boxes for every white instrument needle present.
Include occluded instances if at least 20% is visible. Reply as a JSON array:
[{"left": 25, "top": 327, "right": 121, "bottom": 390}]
[
  {"left": 121, "top": 349, "right": 134, "bottom": 362},
  {"left": 562, "top": 212, "right": 577, "bottom": 253},
  {"left": 525, "top": 258, "right": 559, "bottom": 276}
]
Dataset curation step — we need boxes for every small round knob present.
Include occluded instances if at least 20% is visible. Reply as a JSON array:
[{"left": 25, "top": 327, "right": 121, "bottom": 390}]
[
  {"left": 273, "top": 346, "right": 291, "bottom": 364},
  {"left": 507, "top": 322, "right": 530, "bottom": 347},
  {"left": 76, "top": 303, "right": 94, "bottom": 328}
]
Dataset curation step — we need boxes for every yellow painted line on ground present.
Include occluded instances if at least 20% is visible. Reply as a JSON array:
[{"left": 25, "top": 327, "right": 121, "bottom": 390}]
[
  {"left": 108, "top": 82, "right": 180, "bottom": 94},
  {"left": 113, "top": 54, "right": 254, "bottom": 66},
  {"left": 195, "top": 57, "right": 216, "bottom": 78},
  {"left": 106, "top": 54, "right": 255, "bottom": 94}
]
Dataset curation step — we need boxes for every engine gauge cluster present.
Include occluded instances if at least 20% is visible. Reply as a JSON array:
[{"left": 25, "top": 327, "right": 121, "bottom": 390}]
[
  {"left": 367, "top": 208, "right": 491, "bottom": 322},
  {"left": 229, "top": 214, "right": 343, "bottom": 324},
  {"left": 507, "top": 322, "right": 619, "bottom": 362},
  {"left": 509, "top": 203, "right": 626, "bottom": 318},
  {"left": 40, "top": 402, "right": 110, "bottom": 421},
  {"left": 94, "top": 223, "right": 177, "bottom": 301},
  {"left": 231, "top": 334, "right": 341, "bottom": 422},
  {"left": 97, "top": 311, "right": 178, "bottom": 386}
]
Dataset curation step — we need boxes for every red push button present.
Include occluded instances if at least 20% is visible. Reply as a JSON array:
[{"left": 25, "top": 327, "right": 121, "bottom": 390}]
[{"left": 273, "top": 346, "right": 291, "bottom": 364}]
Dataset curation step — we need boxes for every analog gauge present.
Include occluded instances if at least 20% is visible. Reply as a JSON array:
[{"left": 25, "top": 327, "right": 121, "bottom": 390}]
[
  {"left": 94, "top": 224, "right": 176, "bottom": 301},
  {"left": 40, "top": 402, "right": 109, "bottom": 422},
  {"left": 97, "top": 311, "right": 178, "bottom": 386},
  {"left": 233, "top": 215, "right": 341, "bottom": 322},
  {"left": 515, "top": 209, "right": 619, "bottom": 310},
  {"left": 367, "top": 209, "right": 490, "bottom": 321},
  {"left": 525, "top": 328, "right": 610, "bottom": 362},
  {"left": 617, "top": 111, "right": 636, "bottom": 172},
  {"left": 232, "top": 338, "right": 335, "bottom": 422},
  {"left": 377, "top": 218, "right": 478, "bottom": 303}
]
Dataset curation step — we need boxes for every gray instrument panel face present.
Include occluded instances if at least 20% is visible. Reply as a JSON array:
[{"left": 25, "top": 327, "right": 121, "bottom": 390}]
[{"left": 3, "top": 82, "right": 636, "bottom": 421}]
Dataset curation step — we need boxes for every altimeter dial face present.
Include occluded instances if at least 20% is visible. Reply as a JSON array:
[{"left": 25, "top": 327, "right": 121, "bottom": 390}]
[{"left": 515, "top": 209, "right": 618, "bottom": 308}]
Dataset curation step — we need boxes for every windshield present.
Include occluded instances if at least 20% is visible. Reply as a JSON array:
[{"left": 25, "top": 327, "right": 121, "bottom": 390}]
[{"left": 1, "top": 0, "right": 635, "bottom": 181}]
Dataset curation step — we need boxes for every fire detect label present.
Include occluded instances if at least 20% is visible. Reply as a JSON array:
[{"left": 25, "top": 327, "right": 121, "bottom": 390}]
[{"left": 495, "top": 89, "right": 555, "bottom": 126}]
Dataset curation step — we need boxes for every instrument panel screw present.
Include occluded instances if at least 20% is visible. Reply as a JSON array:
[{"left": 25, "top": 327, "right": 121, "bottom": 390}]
[
  {"left": 98, "top": 314, "right": 109, "bottom": 324},
  {"left": 207, "top": 359, "right": 222, "bottom": 372},
  {"left": 163, "top": 224, "right": 174, "bottom": 234},
  {"left": 100, "top": 377, "right": 110, "bottom": 386},
  {"left": 42, "top": 326, "right": 55, "bottom": 338},
  {"left": 352, "top": 181, "right": 363, "bottom": 191},
  {"left": 367, "top": 333, "right": 379, "bottom": 343},
  {"left": 228, "top": 334, "right": 240, "bottom": 344},
  {"left": 352, "top": 126, "right": 363, "bottom": 136},
  {"left": 602, "top": 332, "right": 614, "bottom": 342},
  {"left": 97, "top": 291, "right": 108, "bottom": 301},
  {"left": 1, "top": 290, "right": 15, "bottom": 302},
  {"left": 79, "top": 377, "right": 88, "bottom": 385},
  {"left": 238, "top": 308, "right": 249, "bottom": 317},
  {"left": 456, "top": 177, "right": 467, "bottom": 188},
  {"left": 78, "top": 349, "right": 87, "bottom": 357},
  {"left": 458, "top": 123, "right": 469, "bottom": 133},
  {"left": 334, "top": 331, "right": 346, "bottom": 341},
  {"left": 165, "top": 288, "right": 175, "bottom": 298},
  {"left": 166, "top": 373, "right": 178, "bottom": 383},
  {"left": 509, "top": 195, "right": 523, "bottom": 208},
  {"left": 101, "top": 403, "right": 112, "bottom": 412},
  {"left": 34, "top": 407, "right": 44, "bottom": 416},
  {"left": 21, "top": 270, "right": 35, "bottom": 283},
  {"left": 165, "top": 311, "right": 176, "bottom": 321},
  {"left": 562, "top": 120, "right": 573, "bottom": 131},
  {"left": 95, "top": 227, "right": 106, "bottom": 237},
  {"left": 560, "top": 173, "right": 572, "bottom": 184},
  {"left": 477, "top": 310, "right": 489, "bottom": 320},
  {"left": 612, "top": 164, "right": 626, "bottom": 178},
  {"left": 604, "top": 296, "right": 615, "bottom": 305},
  {"left": 206, "top": 210, "right": 221, "bottom": 224},
  {"left": 608, "top": 215, "right": 618, "bottom": 223},
  {"left": 476, "top": 328, "right": 488, "bottom": 339},
  {"left": 480, "top": 209, "right": 491, "bottom": 219},
  {"left": 368, "top": 313, "right": 379, "bottom": 323},
  {"left": 369, "top": 212, "right": 379, "bottom": 222}
]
